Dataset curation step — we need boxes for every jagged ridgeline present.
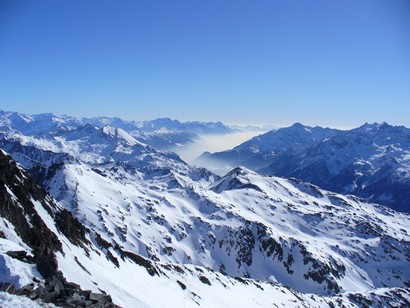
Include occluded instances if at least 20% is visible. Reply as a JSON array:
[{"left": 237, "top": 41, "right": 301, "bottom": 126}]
[{"left": 1, "top": 112, "right": 410, "bottom": 307}]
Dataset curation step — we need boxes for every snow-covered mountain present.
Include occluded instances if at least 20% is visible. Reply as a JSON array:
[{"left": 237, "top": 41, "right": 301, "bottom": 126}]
[
  {"left": 0, "top": 150, "right": 316, "bottom": 306},
  {"left": 1, "top": 111, "right": 410, "bottom": 306},
  {"left": 0, "top": 110, "right": 234, "bottom": 151},
  {"left": 199, "top": 122, "right": 410, "bottom": 212},
  {"left": 130, "top": 117, "right": 234, "bottom": 135},
  {"left": 196, "top": 123, "right": 340, "bottom": 176},
  {"left": 1, "top": 148, "right": 409, "bottom": 306}
]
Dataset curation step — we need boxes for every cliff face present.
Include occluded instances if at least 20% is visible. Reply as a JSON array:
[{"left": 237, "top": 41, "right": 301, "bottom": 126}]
[{"left": 0, "top": 150, "right": 115, "bottom": 307}]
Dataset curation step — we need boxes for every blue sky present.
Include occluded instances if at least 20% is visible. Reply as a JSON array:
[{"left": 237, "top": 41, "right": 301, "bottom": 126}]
[{"left": 0, "top": 0, "right": 409, "bottom": 128}]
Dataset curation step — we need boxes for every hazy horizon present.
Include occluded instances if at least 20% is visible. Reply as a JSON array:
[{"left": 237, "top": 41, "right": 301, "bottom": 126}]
[{"left": 0, "top": 107, "right": 391, "bottom": 131}]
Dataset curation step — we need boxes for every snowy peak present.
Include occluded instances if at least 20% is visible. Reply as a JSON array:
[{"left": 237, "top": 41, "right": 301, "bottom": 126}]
[
  {"left": 138, "top": 117, "right": 180, "bottom": 131},
  {"left": 353, "top": 122, "right": 410, "bottom": 138},
  {"left": 102, "top": 125, "right": 146, "bottom": 147},
  {"left": 210, "top": 166, "right": 263, "bottom": 193},
  {"left": 0, "top": 111, "right": 81, "bottom": 136},
  {"left": 356, "top": 121, "right": 392, "bottom": 132},
  {"left": 195, "top": 123, "right": 339, "bottom": 175},
  {"left": 224, "top": 123, "right": 340, "bottom": 159},
  {"left": 136, "top": 117, "right": 234, "bottom": 135},
  {"left": 61, "top": 123, "right": 99, "bottom": 139}
]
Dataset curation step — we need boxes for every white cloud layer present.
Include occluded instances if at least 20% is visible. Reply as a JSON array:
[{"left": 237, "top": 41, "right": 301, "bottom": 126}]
[{"left": 174, "top": 131, "right": 266, "bottom": 165}]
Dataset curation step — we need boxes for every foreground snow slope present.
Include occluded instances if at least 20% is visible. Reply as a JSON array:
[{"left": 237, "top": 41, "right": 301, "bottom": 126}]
[{"left": 2, "top": 149, "right": 409, "bottom": 307}]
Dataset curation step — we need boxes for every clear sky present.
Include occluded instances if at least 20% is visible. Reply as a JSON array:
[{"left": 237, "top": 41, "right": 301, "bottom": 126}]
[{"left": 0, "top": 0, "right": 409, "bottom": 128}]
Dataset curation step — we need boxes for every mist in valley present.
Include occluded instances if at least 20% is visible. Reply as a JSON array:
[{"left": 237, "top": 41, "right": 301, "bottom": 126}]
[{"left": 173, "top": 130, "right": 267, "bottom": 175}]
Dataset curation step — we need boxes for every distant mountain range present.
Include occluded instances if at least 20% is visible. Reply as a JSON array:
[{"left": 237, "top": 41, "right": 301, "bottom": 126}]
[
  {"left": 0, "top": 110, "right": 234, "bottom": 151},
  {"left": 0, "top": 110, "right": 409, "bottom": 306},
  {"left": 198, "top": 122, "right": 410, "bottom": 213}
]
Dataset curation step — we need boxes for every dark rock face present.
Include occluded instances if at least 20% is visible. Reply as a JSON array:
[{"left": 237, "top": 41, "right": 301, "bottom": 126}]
[
  {"left": 299, "top": 244, "right": 345, "bottom": 294},
  {"left": 55, "top": 209, "right": 90, "bottom": 249},
  {"left": 92, "top": 232, "right": 160, "bottom": 277},
  {"left": 6, "top": 250, "right": 34, "bottom": 263},
  {"left": 176, "top": 280, "right": 186, "bottom": 290},
  {"left": 257, "top": 223, "right": 283, "bottom": 260},
  {"left": 117, "top": 248, "right": 159, "bottom": 276},
  {"left": 0, "top": 273, "right": 116, "bottom": 308},
  {"left": 0, "top": 150, "right": 117, "bottom": 307},
  {"left": 199, "top": 275, "right": 212, "bottom": 285},
  {"left": 0, "top": 150, "right": 62, "bottom": 278}
]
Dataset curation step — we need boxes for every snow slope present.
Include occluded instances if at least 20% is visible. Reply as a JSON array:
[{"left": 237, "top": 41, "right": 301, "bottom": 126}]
[
  {"left": 2, "top": 130, "right": 409, "bottom": 295},
  {"left": 0, "top": 150, "right": 409, "bottom": 307}
]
